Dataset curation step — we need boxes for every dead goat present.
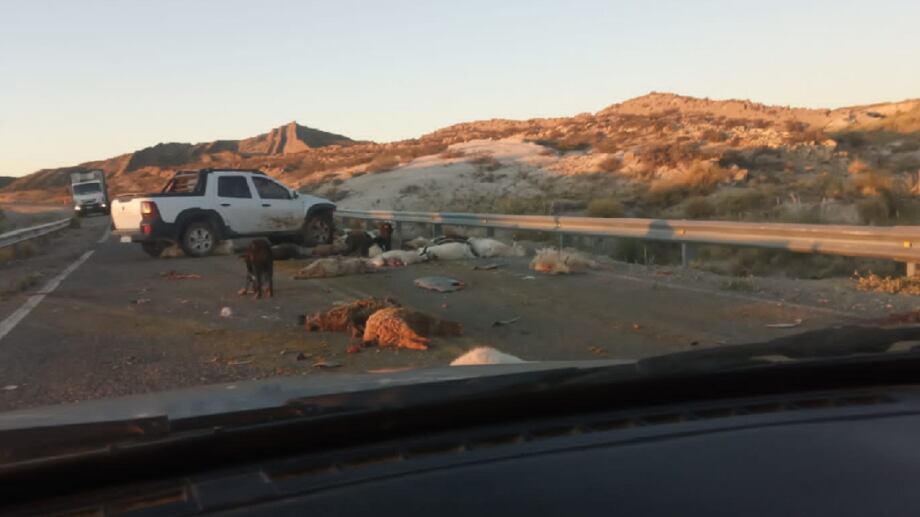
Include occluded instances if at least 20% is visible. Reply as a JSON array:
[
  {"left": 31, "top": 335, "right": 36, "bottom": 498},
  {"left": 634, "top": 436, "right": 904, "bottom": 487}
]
[
  {"left": 294, "top": 257, "right": 374, "bottom": 278},
  {"left": 362, "top": 307, "right": 463, "bottom": 350},
  {"left": 419, "top": 241, "right": 476, "bottom": 261},
  {"left": 240, "top": 239, "right": 274, "bottom": 298},
  {"left": 299, "top": 297, "right": 400, "bottom": 337},
  {"left": 343, "top": 222, "right": 394, "bottom": 257}
]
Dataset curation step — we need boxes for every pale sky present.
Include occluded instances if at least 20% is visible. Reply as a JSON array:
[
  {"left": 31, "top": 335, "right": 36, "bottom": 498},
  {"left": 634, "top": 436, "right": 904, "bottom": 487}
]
[{"left": 1, "top": 0, "right": 918, "bottom": 177}]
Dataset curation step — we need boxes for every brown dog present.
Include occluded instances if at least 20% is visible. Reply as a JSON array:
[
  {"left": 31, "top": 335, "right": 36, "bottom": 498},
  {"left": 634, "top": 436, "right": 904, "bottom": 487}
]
[{"left": 241, "top": 239, "right": 274, "bottom": 299}]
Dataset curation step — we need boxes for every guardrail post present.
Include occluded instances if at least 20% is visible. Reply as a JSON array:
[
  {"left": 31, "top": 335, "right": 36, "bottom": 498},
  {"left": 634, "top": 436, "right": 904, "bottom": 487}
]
[
  {"left": 558, "top": 232, "right": 568, "bottom": 249},
  {"left": 486, "top": 227, "right": 495, "bottom": 238},
  {"left": 432, "top": 223, "right": 442, "bottom": 238},
  {"left": 394, "top": 221, "right": 403, "bottom": 249},
  {"left": 681, "top": 243, "right": 696, "bottom": 268},
  {"left": 907, "top": 262, "right": 919, "bottom": 277}
]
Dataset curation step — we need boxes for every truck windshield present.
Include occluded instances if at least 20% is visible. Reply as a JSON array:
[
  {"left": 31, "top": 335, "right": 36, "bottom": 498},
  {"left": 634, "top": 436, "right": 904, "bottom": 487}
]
[{"left": 72, "top": 183, "right": 101, "bottom": 195}]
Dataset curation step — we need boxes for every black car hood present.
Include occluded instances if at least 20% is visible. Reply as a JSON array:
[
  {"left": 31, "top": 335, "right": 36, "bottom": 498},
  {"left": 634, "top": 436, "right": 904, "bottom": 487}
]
[{"left": 0, "top": 360, "right": 632, "bottom": 431}]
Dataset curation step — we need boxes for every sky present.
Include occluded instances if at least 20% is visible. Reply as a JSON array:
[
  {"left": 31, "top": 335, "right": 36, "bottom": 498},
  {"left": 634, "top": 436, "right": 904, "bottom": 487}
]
[{"left": 1, "top": 0, "right": 919, "bottom": 177}]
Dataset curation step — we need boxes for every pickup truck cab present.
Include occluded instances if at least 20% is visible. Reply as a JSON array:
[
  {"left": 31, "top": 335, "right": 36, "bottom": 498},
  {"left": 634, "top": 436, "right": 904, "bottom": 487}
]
[{"left": 111, "top": 169, "right": 336, "bottom": 257}]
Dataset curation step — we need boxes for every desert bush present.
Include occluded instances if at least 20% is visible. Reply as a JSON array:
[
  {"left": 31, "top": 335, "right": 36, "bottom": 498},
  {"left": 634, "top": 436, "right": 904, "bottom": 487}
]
[
  {"left": 847, "top": 158, "right": 872, "bottom": 175},
  {"left": 710, "top": 189, "right": 769, "bottom": 217},
  {"left": 848, "top": 170, "right": 893, "bottom": 196},
  {"left": 856, "top": 196, "right": 891, "bottom": 225},
  {"left": 440, "top": 149, "right": 466, "bottom": 159},
  {"left": 399, "top": 184, "right": 422, "bottom": 196},
  {"left": 833, "top": 131, "right": 868, "bottom": 148},
  {"left": 701, "top": 128, "right": 729, "bottom": 143},
  {"left": 470, "top": 153, "right": 501, "bottom": 172},
  {"left": 586, "top": 198, "right": 624, "bottom": 218},
  {"left": 365, "top": 154, "right": 400, "bottom": 173},
  {"left": 854, "top": 272, "right": 920, "bottom": 295},
  {"left": 493, "top": 196, "right": 548, "bottom": 215},
  {"left": 682, "top": 196, "right": 715, "bottom": 219},
  {"left": 597, "top": 156, "right": 622, "bottom": 173},
  {"left": 593, "top": 137, "right": 621, "bottom": 154}
]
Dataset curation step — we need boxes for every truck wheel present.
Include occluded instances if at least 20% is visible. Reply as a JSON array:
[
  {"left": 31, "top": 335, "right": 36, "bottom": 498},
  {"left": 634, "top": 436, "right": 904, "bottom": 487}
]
[
  {"left": 302, "top": 214, "right": 333, "bottom": 246},
  {"left": 141, "top": 241, "right": 167, "bottom": 258},
  {"left": 181, "top": 221, "right": 216, "bottom": 257}
]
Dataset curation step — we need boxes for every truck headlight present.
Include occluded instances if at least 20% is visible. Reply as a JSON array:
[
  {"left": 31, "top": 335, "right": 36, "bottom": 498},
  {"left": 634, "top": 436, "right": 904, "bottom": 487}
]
[
  {"left": 74, "top": 205, "right": 81, "bottom": 211},
  {"left": 101, "top": 202, "right": 107, "bottom": 208}
]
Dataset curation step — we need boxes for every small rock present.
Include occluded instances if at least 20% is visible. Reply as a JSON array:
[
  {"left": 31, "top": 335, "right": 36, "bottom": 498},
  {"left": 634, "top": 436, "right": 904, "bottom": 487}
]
[
  {"left": 132, "top": 298, "right": 151, "bottom": 305},
  {"left": 220, "top": 307, "right": 233, "bottom": 318},
  {"left": 313, "top": 360, "right": 342, "bottom": 368},
  {"left": 632, "top": 323, "right": 642, "bottom": 330}
]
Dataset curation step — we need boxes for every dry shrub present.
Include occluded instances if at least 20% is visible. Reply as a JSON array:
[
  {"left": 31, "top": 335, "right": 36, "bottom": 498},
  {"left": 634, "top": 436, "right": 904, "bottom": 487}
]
[
  {"left": 586, "top": 198, "right": 624, "bottom": 218},
  {"left": 470, "top": 153, "right": 501, "bottom": 172},
  {"left": 647, "top": 160, "right": 735, "bottom": 207},
  {"left": 682, "top": 196, "right": 715, "bottom": 219},
  {"left": 597, "top": 156, "right": 622, "bottom": 173},
  {"left": 365, "top": 154, "right": 400, "bottom": 173},
  {"left": 848, "top": 170, "right": 893, "bottom": 196},
  {"left": 854, "top": 272, "right": 920, "bottom": 295},
  {"left": 440, "top": 149, "right": 466, "bottom": 159},
  {"left": 493, "top": 196, "right": 548, "bottom": 215},
  {"left": 847, "top": 159, "right": 872, "bottom": 175},
  {"left": 856, "top": 196, "right": 891, "bottom": 225}
]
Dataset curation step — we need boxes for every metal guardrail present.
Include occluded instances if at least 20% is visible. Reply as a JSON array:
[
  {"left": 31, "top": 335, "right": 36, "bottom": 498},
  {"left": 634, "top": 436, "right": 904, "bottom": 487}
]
[
  {"left": 336, "top": 209, "right": 920, "bottom": 272},
  {"left": 0, "top": 219, "right": 72, "bottom": 250}
]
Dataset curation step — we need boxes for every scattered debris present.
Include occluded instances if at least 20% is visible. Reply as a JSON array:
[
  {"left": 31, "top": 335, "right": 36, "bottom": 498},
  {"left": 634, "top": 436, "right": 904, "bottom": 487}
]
[
  {"left": 530, "top": 248, "right": 599, "bottom": 274},
  {"left": 450, "top": 346, "right": 525, "bottom": 366},
  {"left": 414, "top": 276, "right": 465, "bottom": 292},
  {"left": 220, "top": 307, "right": 233, "bottom": 318},
  {"left": 312, "top": 360, "right": 342, "bottom": 369},
  {"left": 632, "top": 323, "right": 642, "bottom": 330},
  {"left": 522, "top": 275, "right": 536, "bottom": 280},
  {"left": 132, "top": 298, "right": 151, "bottom": 305},
  {"left": 2, "top": 385, "right": 18, "bottom": 391},
  {"left": 301, "top": 297, "right": 401, "bottom": 337},
  {"left": 363, "top": 307, "right": 462, "bottom": 350},
  {"left": 296, "top": 352, "right": 312, "bottom": 361},
  {"left": 491, "top": 316, "right": 520, "bottom": 327},
  {"left": 227, "top": 358, "right": 252, "bottom": 366},
  {"left": 473, "top": 263, "right": 501, "bottom": 271},
  {"left": 765, "top": 318, "right": 804, "bottom": 328},
  {"left": 160, "top": 270, "right": 202, "bottom": 281},
  {"left": 346, "top": 344, "right": 361, "bottom": 354},
  {"left": 588, "top": 346, "right": 608, "bottom": 356},
  {"left": 294, "top": 257, "right": 374, "bottom": 279}
]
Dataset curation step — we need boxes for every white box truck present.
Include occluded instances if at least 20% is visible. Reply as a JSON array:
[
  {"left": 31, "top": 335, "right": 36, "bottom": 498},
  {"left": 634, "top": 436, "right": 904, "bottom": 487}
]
[{"left": 70, "top": 170, "right": 110, "bottom": 216}]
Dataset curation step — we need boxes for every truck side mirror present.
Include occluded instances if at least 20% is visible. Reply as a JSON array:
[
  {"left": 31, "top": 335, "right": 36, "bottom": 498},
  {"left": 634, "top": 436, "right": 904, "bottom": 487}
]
[{"left": 293, "top": 191, "right": 299, "bottom": 199}]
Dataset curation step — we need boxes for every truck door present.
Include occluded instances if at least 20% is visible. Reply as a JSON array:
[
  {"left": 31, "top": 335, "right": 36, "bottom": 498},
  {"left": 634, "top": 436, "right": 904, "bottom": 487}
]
[
  {"left": 213, "top": 174, "right": 262, "bottom": 235},
  {"left": 251, "top": 176, "right": 303, "bottom": 232}
]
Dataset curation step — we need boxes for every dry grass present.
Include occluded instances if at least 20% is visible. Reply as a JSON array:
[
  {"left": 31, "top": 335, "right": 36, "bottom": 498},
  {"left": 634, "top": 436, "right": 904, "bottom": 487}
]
[
  {"left": 854, "top": 272, "right": 920, "bottom": 295},
  {"left": 439, "top": 149, "right": 467, "bottom": 159},
  {"left": 597, "top": 156, "right": 622, "bottom": 173},
  {"left": 364, "top": 154, "right": 400, "bottom": 173}
]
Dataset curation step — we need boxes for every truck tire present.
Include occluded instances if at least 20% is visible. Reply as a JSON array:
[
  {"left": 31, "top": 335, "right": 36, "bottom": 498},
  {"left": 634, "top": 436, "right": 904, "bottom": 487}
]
[
  {"left": 141, "top": 241, "right": 167, "bottom": 258},
  {"left": 302, "top": 213, "right": 334, "bottom": 246},
  {"left": 181, "top": 221, "right": 216, "bottom": 258}
]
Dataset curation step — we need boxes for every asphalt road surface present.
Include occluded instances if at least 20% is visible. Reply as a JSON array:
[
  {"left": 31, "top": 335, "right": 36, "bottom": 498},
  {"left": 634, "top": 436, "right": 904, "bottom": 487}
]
[{"left": 0, "top": 215, "right": 858, "bottom": 411}]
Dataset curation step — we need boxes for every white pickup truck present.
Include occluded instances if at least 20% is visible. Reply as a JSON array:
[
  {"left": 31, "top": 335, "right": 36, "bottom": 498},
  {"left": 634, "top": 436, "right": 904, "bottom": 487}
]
[{"left": 111, "top": 169, "right": 336, "bottom": 257}]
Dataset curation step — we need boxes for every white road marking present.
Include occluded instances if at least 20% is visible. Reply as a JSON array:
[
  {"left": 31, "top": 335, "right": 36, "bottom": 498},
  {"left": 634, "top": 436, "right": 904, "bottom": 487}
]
[
  {"left": 97, "top": 224, "right": 111, "bottom": 244},
  {"left": 0, "top": 250, "right": 95, "bottom": 342}
]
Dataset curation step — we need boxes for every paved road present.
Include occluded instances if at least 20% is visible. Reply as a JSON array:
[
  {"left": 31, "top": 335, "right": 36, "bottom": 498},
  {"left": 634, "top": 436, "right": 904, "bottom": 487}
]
[{"left": 0, "top": 216, "right": 853, "bottom": 411}]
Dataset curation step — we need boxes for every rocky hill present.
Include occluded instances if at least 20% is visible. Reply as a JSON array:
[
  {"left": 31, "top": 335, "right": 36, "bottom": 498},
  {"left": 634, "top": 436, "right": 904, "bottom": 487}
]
[{"left": 5, "top": 94, "right": 920, "bottom": 234}]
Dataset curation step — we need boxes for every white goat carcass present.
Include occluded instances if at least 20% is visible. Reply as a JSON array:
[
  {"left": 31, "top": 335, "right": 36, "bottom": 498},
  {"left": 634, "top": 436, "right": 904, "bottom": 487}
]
[
  {"left": 370, "top": 249, "right": 428, "bottom": 268},
  {"left": 450, "top": 346, "right": 526, "bottom": 366},
  {"left": 420, "top": 242, "right": 475, "bottom": 260},
  {"left": 467, "top": 238, "right": 526, "bottom": 258}
]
